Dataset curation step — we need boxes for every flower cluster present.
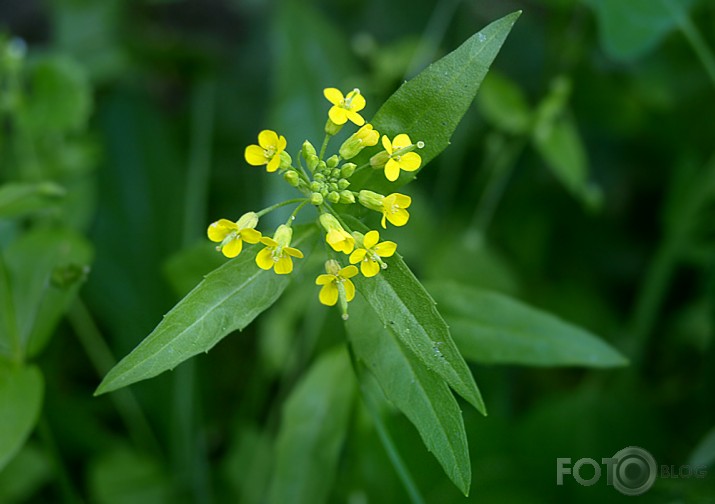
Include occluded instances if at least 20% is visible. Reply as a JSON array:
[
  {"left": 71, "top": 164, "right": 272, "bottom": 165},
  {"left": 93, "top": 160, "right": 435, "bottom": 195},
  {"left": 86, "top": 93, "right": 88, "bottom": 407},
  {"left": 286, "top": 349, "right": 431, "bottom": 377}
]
[{"left": 207, "top": 87, "right": 424, "bottom": 319}]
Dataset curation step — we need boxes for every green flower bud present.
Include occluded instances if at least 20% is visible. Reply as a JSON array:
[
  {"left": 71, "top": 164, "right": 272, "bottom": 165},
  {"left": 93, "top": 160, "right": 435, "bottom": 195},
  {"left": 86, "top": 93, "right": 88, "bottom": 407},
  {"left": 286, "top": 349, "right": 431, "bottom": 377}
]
[
  {"left": 331, "top": 168, "right": 341, "bottom": 179},
  {"left": 328, "top": 182, "right": 339, "bottom": 191},
  {"left": 358, "top": 190, "right": 385, "bottom": 212},
  {"left": 302, "top": 140, "right": 317, "bottom": 158},
  {"left": 283, "top": 170, "right": 300, "bottom": 187},
  {"left": 317, "top": 160, "right": 327, "bottom": 173},
  {"left": 369, "top": 150, "right": 390, "bottom": 169},
  {"left": 306, "top": 154, "right": 319, "bottom": 171},
  {"left": 328, "top": 191, "right": 340, "bottom": 204},
  {"left": 310, "top": 192, "right": 324, "bottom": 205},
  {"left": 324, "top": 259, "right": 341, "bottom": 275},
  {"left": 310, "top": 181, "right": 322, "bottom": 192},
  {"left": 338, "top": 178, "right": 350, "bottom": 190},
  {"left": 340, "top": 163, "right": 356, "bottom": 178},
  {"left": 279, "top": 150, "right": 292, "bottom": 170},
  {"left": 320, "top": 188, "right": 329, "bottom": 197},
  {"left": 314, "top": 173, "right": 325, "bottom": 182},
  {"left": 236, "top": 211, "right": 259, "bottom": 230},
  {"left": 325, "top": 118, "right": 343, "bottom": 136},
  {"left": 327, "top": 155, "right": 339, "bottom": 168},
  {"left": 339, "top": 190, "right": 355, "bottom": 204}
]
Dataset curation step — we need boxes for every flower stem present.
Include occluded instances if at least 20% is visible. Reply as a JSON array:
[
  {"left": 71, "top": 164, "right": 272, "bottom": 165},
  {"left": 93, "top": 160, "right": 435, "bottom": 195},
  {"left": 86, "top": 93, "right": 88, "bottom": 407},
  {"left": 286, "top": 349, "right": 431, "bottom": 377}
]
[
  {"left": 286, "top": 199, "right": 310, "bottom": 225},
  {"left": 320, "top": 133, "right": 332, "bottom": 159},
  {"left": 256, "top": 198, "right": 307, "bottom": 218}
]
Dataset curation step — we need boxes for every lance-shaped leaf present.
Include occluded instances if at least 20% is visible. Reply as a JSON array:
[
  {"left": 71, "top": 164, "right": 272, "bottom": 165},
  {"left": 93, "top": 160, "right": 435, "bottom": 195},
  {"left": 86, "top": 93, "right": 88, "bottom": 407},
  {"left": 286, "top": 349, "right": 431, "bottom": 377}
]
[
  {"left": 428, "top": 281, "right": 629, "bottom": 367},
  {"left": 0, "top": 363, "right": 44, "bottom": 472},
  {"left": 0, "top": 182, "right": 66, "bottom": 219},
  {"left": 268, "top": 346, "right": 355, "bottom": 504},
  {"left": 352, "top": 11, "right": 521, "bottom": 192},
  {"left": 95, "top": 226, "right": 316, "bottom": 395},
  {"left": 352, "top": 254, "right": 485, "bottom": 414},
  {"left": 347, "top": 296, "right": 471, "bottom": 496}
]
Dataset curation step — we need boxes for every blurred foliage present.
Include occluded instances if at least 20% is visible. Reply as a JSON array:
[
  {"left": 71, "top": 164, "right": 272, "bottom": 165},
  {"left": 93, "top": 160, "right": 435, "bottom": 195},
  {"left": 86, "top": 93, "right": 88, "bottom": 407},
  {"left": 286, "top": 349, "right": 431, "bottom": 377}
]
[{"left": 0, "top": 0, "right": 714, "bottom": 502}]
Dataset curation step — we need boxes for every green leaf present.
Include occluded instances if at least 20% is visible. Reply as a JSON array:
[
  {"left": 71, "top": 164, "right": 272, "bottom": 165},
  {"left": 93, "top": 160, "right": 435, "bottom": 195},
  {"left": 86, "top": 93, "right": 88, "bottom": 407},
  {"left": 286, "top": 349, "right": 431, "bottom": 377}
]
[
  {"left": 95, "top": 226, "right": 316, "bottom": 395},
  {"left": 0, "top": 227, "right": 93, "bottom": 361},
  {"left": 428, "top": 281, "right": 629, "bottom": 367},
  {"left": 476, "top": 71, "right": 532, "bottom": 134},
  {"left": 0, "top": 182, "right": 66, "bottom": 219},
  {"left": 87, "top": 447, "right": 170, "bottom": 504},
  {"left": 582, "top": 0, "right": 695, "bottom": 61},
  {"left": 352, "top": 11, "right": 521, "bottom": 192},
  {"left": 347, "top": 296, "right": 471, "bottom": 496},
  {"left": 268, "top": 346, "right": 355, "bottom": 504},
  {"left": 0, "top": 363, "right": 44, "bottom": 471},
  {"left": 353, "top": 253, "right": 485, "bottom": 414},
  {"left": 23, "top": 55, "right": 92, "bottom": 133}
]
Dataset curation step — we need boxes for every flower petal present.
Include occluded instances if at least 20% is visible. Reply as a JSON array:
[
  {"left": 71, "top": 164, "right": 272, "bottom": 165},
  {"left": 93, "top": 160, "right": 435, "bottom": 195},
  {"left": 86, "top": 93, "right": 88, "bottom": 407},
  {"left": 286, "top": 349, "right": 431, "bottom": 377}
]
[
  {"left": 340, "top": 265, "right": 359, "bottom": 279},
  {"left": 256, "top": 247, "right": 275, "bottom": 270},
  {"left": 384, "top": 160, "right": 400, "bottom": 182},
  {"left": 381, "top": 213, "right": 387, "bottom": 229},
  {"left": 399, "top": 152, "right": 421, "bottom": 172},
  {"left": 387, "top": 208, "right": 409, "bottom": 227},
  {"left": 274, "top": 255, "right": 293, "bottom": 274},
  {"left": 374, "top": 240, "right": 397, "bottom": 257},
  {"left": 207, "top": 219, "right": 237, "bottom": 242},
  {"left": 266, "top": 155, "right": 280, "bottom": 172},
  {"left": 393, "top": 193, "right": 412, "bottom": 208},
  {"left": 344, "top": 279, "right": 356, "bottom": 302},
  {"left": 323, "top": 88, "right": 343, "bottom": 106},
  {"left": 245, "top": 145, "right": 267, "bottom": 166},
  {"left": 363, "top": 230, "right": 380, "bottom": 249},
  {"left": 393, "top": 133, "right": 412, "bottom": 150},
  {"left": 239, "top": 228, "right": 262, "bottom": 244},
  {"left": 222, "top": 237, "right": 243, "bottom": 258},
  {"left": 258, "top": 130, "right": 279, "bottom": 149},
  {"left": 349, "top": 92, "right": 366, "bottom": 112},
  {"left": 381, "top": 135, "right": 392, "bottom": 154},
  {"left": 349, "top": 249, "right": 366, "bottom": 264},
  {"left": 328, "top": 106, "right": 348, "bottom": 125},
  {"left": 284, "top": 247, "right": 304, "bottom": 258},
  {"left": 260, "top": 237, "right": 278, "bottom": 247},
  {"left": 319, "top": 283, "right": 339, "bottom": 306},
  {"left": 316, "top": 274, "right": 334, "bottom": 285},
  {"left": 345, "top": 110, "right": 365, "bottom": 126},
  {"left": 277, "top": 135, "right": 287, "bottom": 152},
  {"left": 361, "top": 259, "right": 380, "bottom": 278}
]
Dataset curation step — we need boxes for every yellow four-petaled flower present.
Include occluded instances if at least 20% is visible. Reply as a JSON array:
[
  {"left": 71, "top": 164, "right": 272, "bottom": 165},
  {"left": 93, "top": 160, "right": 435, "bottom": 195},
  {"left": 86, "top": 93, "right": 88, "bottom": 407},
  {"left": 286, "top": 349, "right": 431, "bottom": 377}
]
[
  {"left": 382, "top": 134, "right": 422, "bottom": 182},
  {"left": 315, "top": 264, "right": 358, "bottom": 306},
  {"left": 323, "top": 88, "right": 366, "bottom": 126},
  {"left": 350, "top": 230, "right": 397, "bottom": 277},
  {"left": 381, "top": 193, "right": 411, "bottom": 228},
  {"left": 207, "top": 212, "right": 262, "bottom": 258},
  {"left": 256, "top": 224, "right": 304, "bottom": 274},
  {"left": 244, "top": 130, "right": 287, "bottom": 172}
]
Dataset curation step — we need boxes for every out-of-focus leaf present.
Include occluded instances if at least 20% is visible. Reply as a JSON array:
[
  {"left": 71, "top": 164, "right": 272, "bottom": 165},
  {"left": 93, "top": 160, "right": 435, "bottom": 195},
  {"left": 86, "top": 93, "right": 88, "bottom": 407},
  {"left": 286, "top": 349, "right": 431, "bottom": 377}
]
[
  {"left": 477, "top": 71, "right": 532, "bottom": 134},
  {"left": 222, "top": 426, "right": 273, "bottom": 504},
  {"left": 347, "top": 296, "right": 471, "bottom": 496},
  {"left": 0, "top": 182, "right": 66, "bottom": 219},
  {"left": 0, "top": 363, "right": 44, "bottom": 471},
  {"left": 688, "top": 426, "right": 715, "bottom": 468},
  {"left": 0, "top": 444, "right": 52, "bottom": 504},
  {"left": 267, "top": 346, "right": 355, "bottom": 504},
  {"left": 23, "top": 55, "right": 91, "bottom": 133},
  {"left": 87, "top": 447, "right": 170, "bottom": 504},
  {"left": 352, "top": 11, "right": 521, "bottom": 192},
  {"left": 582, "top": 0, "right": 695, "bottom": 61},
  {"left": 0, "top": 227, "right": 92, "bottom": 360},
  {"left": 428, "top": 281, "right": 629, "bottom": 367},
  {"left": 95, "top": 226, "right": 316, "bottom": 395},
  {"left": 353, "top": 253, "right": 485, "bottom": 414}
]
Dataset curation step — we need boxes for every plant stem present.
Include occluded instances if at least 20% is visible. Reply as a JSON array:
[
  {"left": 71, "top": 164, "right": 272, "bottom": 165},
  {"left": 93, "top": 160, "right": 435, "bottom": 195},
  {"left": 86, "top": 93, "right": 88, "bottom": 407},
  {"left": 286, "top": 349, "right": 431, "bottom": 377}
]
[
  {"left": 69, "top": 299, "right": 162, "bottom": 457},
  {"left": 182, "top": 78, "right": 216, "bottom": 243},
  {"left": 256, "top": 198, "right": 307, "bottom": 218},
  {"left": 319, "top": 133, "right": 332, "bottom": 159},
  {"left": 286, "top": 199, "right": 309, "bottom": 224},
  {"left": 663, "top": 0, "right": 715, "bottom": 88}
]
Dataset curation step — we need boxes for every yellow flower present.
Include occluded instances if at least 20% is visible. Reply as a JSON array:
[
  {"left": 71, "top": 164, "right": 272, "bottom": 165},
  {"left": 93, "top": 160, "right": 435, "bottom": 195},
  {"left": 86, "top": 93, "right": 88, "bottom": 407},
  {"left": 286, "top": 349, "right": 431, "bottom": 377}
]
[
  {"left": 315, "top": 262, "right": 358, "bottom": 306},
  {"left": 349, "top": 230, "right": 397, "bottom": 277},
  {"left": 381, "top": 193, "right": 411, "bottom": 228},
  {"left": 256, "top": 224, "right": 304, "bottom": 274},
  {"left": 244, "top": 130, "right": 287, "bottom": 172},
  {"left": 319, "top": 213, "right": 354, "bottom": 254},
  {"left": 323, "top": 88, "right": 366, "bottom": 126},
  {"left": 207, "top": 212, "right": 262, "bottom": 258},
  {"left": 381, "top": 134, "right": 422, "bottom": 182}
]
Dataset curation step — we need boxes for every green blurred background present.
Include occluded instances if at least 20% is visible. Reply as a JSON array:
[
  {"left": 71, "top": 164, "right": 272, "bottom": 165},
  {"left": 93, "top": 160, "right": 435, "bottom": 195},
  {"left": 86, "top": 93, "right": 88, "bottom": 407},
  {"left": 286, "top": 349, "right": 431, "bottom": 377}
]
[{"left": 0, "top": 0, "right": 714, "bottom": 502}]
